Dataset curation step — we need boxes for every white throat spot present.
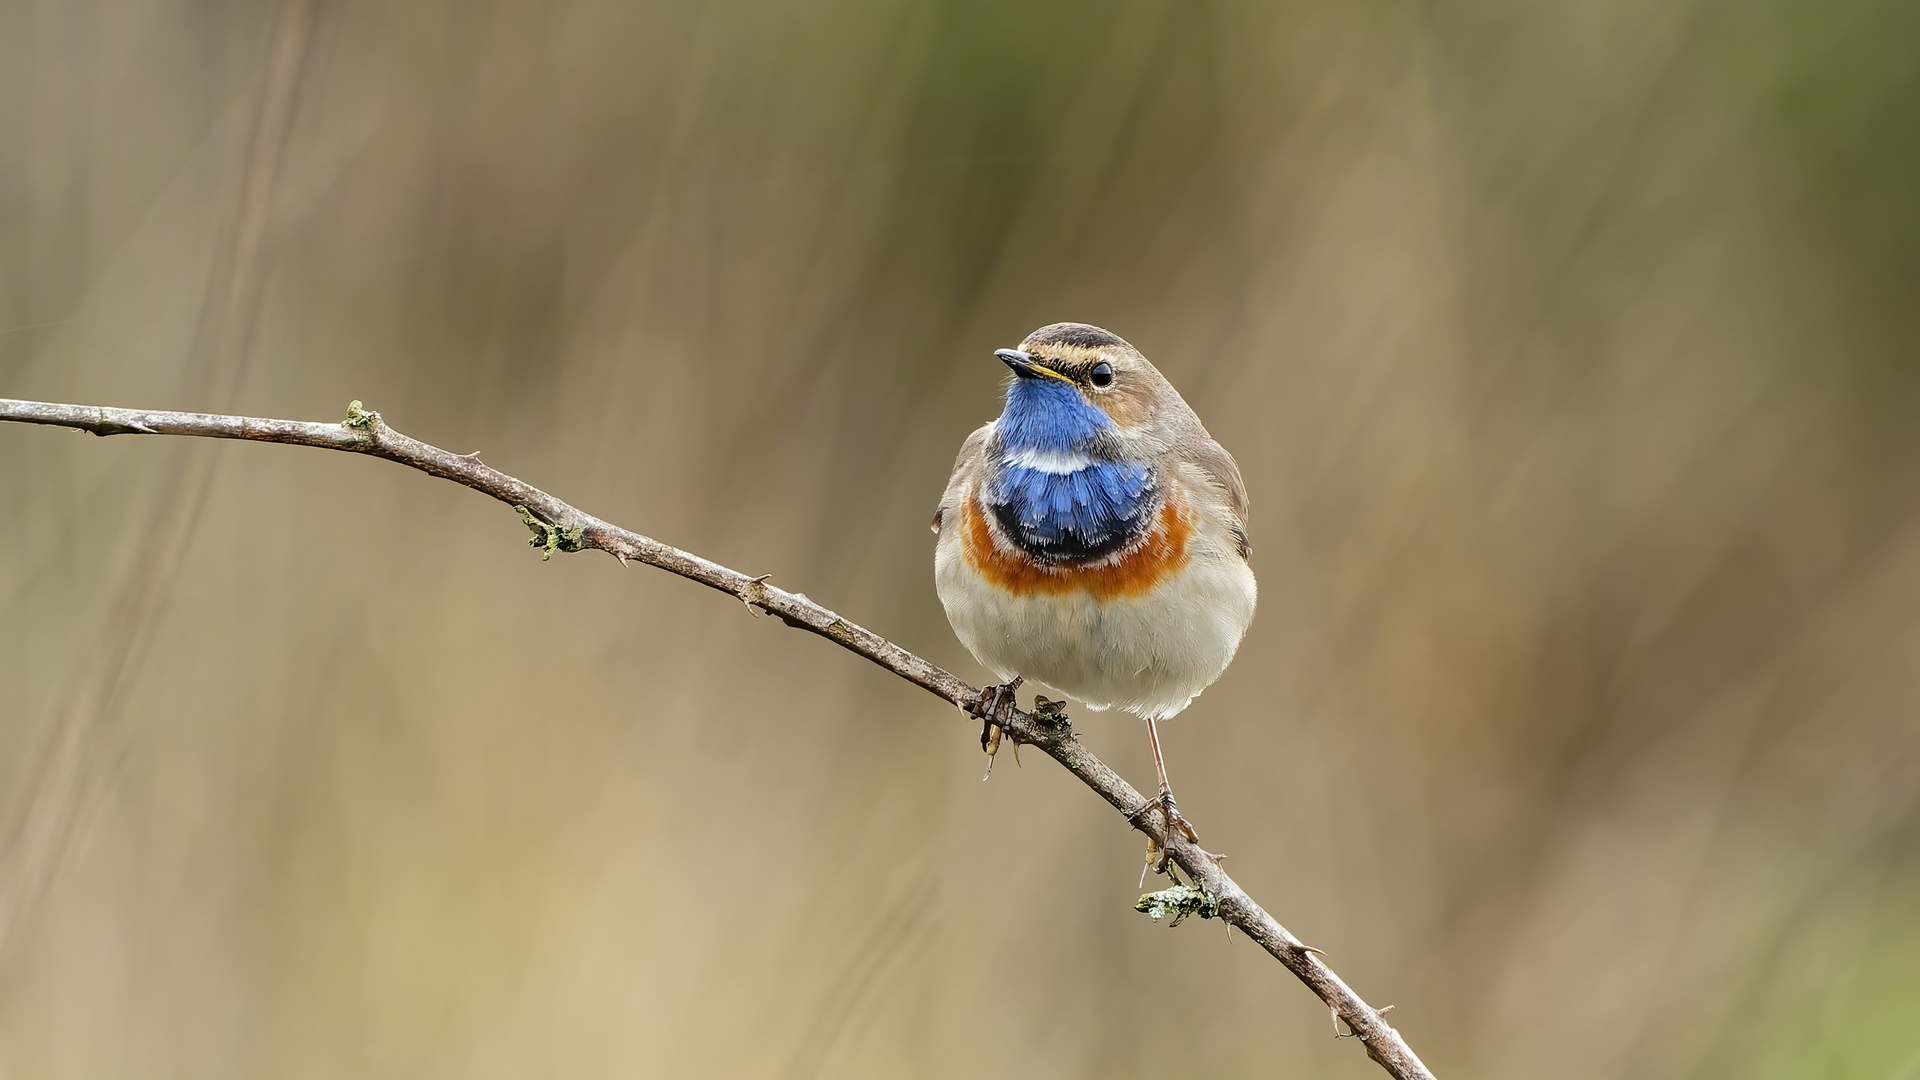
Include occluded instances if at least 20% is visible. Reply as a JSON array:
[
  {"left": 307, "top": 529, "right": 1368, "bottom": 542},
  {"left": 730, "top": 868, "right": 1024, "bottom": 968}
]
[{"left": 1002, "top": 448, "right": 1095, "bottom": 474}]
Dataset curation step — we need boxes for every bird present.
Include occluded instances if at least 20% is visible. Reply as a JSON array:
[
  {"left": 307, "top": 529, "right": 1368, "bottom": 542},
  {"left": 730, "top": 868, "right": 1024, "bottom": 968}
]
[{"left": 932, "top": 322, "right": 1256, "bottom": 845}]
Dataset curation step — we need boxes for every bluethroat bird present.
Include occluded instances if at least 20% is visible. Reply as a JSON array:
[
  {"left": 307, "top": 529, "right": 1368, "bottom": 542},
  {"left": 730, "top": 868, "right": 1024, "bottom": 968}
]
[{"left": 933, "top": 323, "right": 1256, "bottom": 846}]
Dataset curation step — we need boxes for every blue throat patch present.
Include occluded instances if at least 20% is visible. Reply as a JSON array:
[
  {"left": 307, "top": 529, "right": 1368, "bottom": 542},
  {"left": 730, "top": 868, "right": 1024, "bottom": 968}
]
[{"left": 985, "top": 378, "right": 1156, "bottom": 564}]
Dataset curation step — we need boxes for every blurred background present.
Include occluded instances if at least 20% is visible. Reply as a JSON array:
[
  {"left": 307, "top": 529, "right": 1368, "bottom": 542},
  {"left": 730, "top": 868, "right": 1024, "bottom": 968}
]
[{"left": 3, "top": 0, "right": 1919, "bottom": 1076}]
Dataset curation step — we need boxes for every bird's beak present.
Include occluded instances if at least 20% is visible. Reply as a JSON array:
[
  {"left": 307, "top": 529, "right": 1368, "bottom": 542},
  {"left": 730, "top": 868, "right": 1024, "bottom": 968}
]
[{"left": 996, "top": 348, "right": 1074, "bottom": 383}]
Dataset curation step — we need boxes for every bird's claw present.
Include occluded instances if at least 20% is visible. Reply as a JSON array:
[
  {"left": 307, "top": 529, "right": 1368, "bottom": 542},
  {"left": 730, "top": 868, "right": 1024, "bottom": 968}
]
[
  {"left": 972, "top": 677, "right": 1022, "bottom": 778},
  {"left": 1157, "top": 790, "right": 1201, "bottom": 845},
  {"left": 1132, "top": 791, "right": 1212, "bottom": 880},
  {"left": 1140, "top": 832, "right": 1171, "bottom": 884}
]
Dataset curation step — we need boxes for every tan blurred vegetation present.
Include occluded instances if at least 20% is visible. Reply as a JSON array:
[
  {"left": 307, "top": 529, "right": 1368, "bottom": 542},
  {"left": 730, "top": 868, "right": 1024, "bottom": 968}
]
[{"left": 4, "top": 0, "right": 1920, "bottom": 1076}]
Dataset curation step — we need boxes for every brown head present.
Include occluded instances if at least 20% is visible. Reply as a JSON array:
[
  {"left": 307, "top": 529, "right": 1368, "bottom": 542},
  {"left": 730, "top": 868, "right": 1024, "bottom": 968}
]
[
  {"left": 995, "top": 322, "right": 1206, "bottom": 446},
  {"left": 991, "top": 323, "right": 1248, "bottom": 553}
]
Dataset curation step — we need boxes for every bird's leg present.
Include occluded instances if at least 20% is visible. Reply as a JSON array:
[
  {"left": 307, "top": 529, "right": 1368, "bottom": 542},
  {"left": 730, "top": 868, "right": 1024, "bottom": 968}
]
[
  {"left": 971, "top": 676, "right": 1023, "bottom": 779},
  {"left": 1146, "top": 718, "right": 1200, "bottom": 845}
]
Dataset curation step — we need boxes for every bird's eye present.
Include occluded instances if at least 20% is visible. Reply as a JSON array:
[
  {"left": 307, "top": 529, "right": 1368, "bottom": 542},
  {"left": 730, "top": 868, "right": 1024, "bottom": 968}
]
[{"left": 1089, "top": 361, "right": 1113, "bottom": 387}]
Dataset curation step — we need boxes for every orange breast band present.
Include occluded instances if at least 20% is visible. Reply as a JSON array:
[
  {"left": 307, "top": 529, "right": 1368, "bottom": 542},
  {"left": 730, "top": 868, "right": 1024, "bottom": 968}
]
[{"left": 962, "top": 495, "right": 1190, "bottom": 601}]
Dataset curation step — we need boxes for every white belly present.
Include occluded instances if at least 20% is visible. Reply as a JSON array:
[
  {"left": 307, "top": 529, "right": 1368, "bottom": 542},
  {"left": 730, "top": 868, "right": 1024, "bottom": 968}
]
[{"left": 934, "top": 522, "right": 1256, "bottom": 721}]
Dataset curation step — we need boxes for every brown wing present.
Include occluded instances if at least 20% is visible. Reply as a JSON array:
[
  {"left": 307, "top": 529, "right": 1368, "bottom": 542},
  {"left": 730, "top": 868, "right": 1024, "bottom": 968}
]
[
  {"left": 932, "top": 424, "right": 993, "bottom": 534},
  {"left": 1180, "top": 433, "right": 1252, "bottom": 559}
]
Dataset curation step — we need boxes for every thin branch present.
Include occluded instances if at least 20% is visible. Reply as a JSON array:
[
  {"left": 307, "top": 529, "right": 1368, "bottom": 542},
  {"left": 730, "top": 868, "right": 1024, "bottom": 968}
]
[{"left": 0, "top": 396, "right": 1436, "bottom": 1080}]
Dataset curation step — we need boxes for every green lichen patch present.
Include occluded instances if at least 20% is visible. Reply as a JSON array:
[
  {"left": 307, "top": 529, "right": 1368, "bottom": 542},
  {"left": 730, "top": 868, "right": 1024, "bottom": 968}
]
[
  {"left": 517, "top": 505, "right": 585, "bottom": 560},
  {"left": 343, "top": 400, "right": 382, "bottom": 429},
  {"left": 1135, "top": 882, "right": 1221, "bottom": 927}
]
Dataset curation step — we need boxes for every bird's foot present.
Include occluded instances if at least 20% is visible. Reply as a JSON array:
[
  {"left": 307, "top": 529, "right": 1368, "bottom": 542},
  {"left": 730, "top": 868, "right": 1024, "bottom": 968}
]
[
  {"left": 971, "top": 676, "right": 1023, "bottom": 779},
  {"left": 1139, "top": 832, "right": 1171, "bottom": 885},
  {"left": 1157, "top": 790, "right": 1200, "bottom": 846},
  {"left": 1130, "top": 791, "right": 1214, "bottom": 883}
]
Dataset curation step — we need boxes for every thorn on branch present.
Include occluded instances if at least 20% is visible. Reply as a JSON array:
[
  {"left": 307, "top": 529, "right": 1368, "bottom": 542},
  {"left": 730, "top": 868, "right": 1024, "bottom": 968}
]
[
  {"left": 739, "top": 574, "right": 772, "bottom": 616},
  {"left": 343, "top": 400, "right": 382, "bottom": 430},
  {"left": 1135, "top": 881, "right": 1221, "bottom": 927},
  {"left": 1330, "top": 1004, "right": 1393, "bottom": 1041},
  {"left": 516, "top": 505, "right": 585, "bottom": 560}
]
